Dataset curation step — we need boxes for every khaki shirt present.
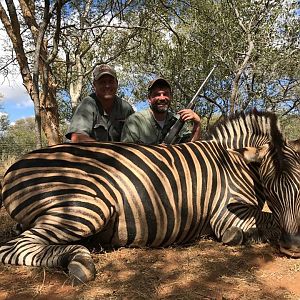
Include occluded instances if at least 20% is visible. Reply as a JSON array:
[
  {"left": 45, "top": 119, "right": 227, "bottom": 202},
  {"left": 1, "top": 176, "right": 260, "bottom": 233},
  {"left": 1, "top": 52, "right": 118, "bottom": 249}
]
[
  {"left": 121, "top": 108, "right": 190, "bottom": 145},
  {"left": 66, "top": 93, "right": 134, "bottom": 142}
]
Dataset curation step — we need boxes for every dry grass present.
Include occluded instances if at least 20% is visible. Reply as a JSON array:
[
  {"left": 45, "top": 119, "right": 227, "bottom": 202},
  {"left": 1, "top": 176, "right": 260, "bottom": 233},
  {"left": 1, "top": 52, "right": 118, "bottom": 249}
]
[
  {"left": 0, "top": 207, "right": 300, "bottom": 300},
  {"left": 0, "top": 153, "right": 18, "bottom": 175}
]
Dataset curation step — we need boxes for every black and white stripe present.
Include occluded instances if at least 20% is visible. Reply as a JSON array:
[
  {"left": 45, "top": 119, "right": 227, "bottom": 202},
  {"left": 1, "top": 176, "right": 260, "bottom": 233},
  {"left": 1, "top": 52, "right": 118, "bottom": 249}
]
[{"left": 1, "top": 110, "right": 300, "bottom": 283}]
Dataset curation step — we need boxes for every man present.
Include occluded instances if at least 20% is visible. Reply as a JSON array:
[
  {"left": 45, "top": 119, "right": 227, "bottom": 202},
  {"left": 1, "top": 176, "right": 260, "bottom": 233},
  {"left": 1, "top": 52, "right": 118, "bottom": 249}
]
[
  {"left": 121, "top": 78, "right": 201, "bottom": 144},
  {"left": 66, "top": 64, "right": 134, "bottom": 142}
]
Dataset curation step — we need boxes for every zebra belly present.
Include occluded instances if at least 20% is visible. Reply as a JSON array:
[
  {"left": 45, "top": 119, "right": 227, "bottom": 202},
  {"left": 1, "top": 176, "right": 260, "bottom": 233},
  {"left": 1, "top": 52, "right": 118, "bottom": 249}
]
[{"left": 104, "top": 206, "right": 210, "bottom": 248}]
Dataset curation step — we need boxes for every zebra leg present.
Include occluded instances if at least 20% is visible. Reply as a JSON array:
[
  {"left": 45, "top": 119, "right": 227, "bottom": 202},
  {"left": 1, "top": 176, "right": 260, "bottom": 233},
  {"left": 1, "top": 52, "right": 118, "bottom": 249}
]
[
  {"left": 215, "top": 205, "right": 280, "bottom": 246},
  {"left": 0, "top": 228, "right": 96, "bottom": 284},
  {"left": 1, "top": 198, "right": 116, "bottom": 284},
  {"left": 12, "top": 223, "right": 25, "bottom": 236},
  {"left": 221, "top": 227, "right": 244, "bottom": 245},
  {"left": 60, "top": 245, "right": 96, "bottom": 285},
  {"left": 243, "top": 225, "right": 281, "bottom": 245},
  {"left": 222, "top": 224, "right": 280, "bottom": 246}
]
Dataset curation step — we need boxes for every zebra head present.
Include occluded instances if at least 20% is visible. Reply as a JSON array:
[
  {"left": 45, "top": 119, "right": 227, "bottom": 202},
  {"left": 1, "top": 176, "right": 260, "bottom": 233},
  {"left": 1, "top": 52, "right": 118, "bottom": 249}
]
[
  {"left": 224, "top": 112, "right": 300, "bottom": 257},
  {"left": 258, "top": 139, "right": 300, "bottom": 258}
]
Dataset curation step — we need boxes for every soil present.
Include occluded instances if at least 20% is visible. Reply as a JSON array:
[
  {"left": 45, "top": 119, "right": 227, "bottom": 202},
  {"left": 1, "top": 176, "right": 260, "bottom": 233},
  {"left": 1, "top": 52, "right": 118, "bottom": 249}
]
[{"left": 0, "top": 207, "right": 300, "bottom": 300}]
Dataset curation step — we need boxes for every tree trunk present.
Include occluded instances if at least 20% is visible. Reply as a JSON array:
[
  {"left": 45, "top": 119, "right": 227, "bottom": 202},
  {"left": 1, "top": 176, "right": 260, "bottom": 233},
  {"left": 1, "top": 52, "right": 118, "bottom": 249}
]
[
  {"left": 40, "top": 92, "right": 62, "bottom": 145},
  {"left": 0, "top": 0, "right": 63, "bottom": 147},
  {"left": 230, "top": 37, "right": 254, "bottom": 114},
  {"left": 69, "top": 55, "right": 85, "bottom": 110}
]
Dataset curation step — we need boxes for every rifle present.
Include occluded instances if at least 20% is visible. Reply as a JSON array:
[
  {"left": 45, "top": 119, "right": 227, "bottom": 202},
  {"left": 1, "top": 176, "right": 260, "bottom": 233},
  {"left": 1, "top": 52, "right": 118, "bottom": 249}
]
[{"left": 163, "top": 65, "right": 216, "bottom": 144}]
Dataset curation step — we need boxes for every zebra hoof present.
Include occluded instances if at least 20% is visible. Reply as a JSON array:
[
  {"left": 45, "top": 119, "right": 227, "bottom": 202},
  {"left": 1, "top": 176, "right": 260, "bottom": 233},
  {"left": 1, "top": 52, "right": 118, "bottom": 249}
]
[
  {"left": 12, "top": 223, "right": 24, "bottom": 236},
  {"left": 68, "top": 254, "right": 96, "bottom": 285},
  {"left": 222, "top": 227, "right": 244, "bottom": 246}
]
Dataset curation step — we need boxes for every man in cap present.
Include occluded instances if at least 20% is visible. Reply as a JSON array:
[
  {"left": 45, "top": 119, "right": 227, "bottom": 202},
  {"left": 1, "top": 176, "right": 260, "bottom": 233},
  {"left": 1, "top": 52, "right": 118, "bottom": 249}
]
[
  {"left": 66, "top": 64, "right": 134, "bottom": 143},
  {"left": 121, "top": 77, "right": 201, "bottom": 144}
]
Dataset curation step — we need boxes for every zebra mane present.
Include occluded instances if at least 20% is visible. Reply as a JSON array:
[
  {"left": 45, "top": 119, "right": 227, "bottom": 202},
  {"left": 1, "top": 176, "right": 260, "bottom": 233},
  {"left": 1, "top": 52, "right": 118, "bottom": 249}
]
[{"left": 206, "top": 110, "right": 285, "bottom": 150}]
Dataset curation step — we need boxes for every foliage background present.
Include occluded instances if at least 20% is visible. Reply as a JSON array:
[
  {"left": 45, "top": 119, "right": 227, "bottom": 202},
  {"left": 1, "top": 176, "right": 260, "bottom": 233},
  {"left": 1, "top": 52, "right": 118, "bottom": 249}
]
[{"left": 0, "top": 0, "right": 299, "bottom": 163}]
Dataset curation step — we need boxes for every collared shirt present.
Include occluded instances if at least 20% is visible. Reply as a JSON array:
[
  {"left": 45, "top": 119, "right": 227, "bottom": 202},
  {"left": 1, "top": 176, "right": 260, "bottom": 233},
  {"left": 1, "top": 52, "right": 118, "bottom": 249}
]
[
  {"left": 121, "top": 108, "right": 190, "bottom": 145},
  {"left": 66, "top": 93, "right": 134, "bottom": 142}
]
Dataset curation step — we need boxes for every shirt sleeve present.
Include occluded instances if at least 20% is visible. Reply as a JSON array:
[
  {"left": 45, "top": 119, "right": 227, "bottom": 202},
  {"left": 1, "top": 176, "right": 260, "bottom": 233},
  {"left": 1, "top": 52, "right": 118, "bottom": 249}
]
[
  {"left": 65, "top": 97, "right": 97, "bottom": 140},
  {"left": 120, "top": 115, "right": 141, "bottom": 143}
]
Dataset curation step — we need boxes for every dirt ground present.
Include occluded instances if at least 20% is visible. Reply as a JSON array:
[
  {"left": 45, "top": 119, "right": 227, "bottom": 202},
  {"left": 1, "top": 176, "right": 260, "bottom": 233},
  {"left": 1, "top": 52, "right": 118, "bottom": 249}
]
[{"left": 0, "top": 208, "right": 300, "bottom": 300}]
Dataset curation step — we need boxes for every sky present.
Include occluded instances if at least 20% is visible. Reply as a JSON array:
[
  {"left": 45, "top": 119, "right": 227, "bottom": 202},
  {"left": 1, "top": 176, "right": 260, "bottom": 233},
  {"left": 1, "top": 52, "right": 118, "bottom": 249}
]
[
  {"left": 0, "top": 74, "right": 34, "bottom": 123},
  {"left": 0, "top": 0, "right": 141, "bottom": 124},
  {"left": 0, "top": 75, "right": 148, "bottom": 123},
  {"left": 0, "top": 1, "right": 34, "bottom": 124},
  {"left": 0, "top": 71, "right": 148, "bottom": 123}
]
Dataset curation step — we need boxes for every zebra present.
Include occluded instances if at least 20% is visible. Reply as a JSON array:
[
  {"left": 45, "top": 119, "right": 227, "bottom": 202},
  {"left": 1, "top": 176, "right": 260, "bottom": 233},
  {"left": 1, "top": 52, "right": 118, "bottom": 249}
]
[{"left": 0, "top": 110, "right": 300, "bottom": 284}]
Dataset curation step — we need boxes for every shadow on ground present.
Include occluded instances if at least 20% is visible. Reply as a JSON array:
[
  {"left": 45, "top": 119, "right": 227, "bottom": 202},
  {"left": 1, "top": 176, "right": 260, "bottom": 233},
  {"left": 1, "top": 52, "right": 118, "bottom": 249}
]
[{"left": 0, "top": 207, "right": 299, "bottom": 300}]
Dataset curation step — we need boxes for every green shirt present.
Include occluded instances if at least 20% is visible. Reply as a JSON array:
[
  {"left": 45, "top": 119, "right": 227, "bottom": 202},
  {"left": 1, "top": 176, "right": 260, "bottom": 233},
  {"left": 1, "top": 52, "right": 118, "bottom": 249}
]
[
  {"left": 66, "top": 93, "right": 134, "bottom": 142},
  {"left": 121, "top": 108, "right": 190, "bottom": 145}
]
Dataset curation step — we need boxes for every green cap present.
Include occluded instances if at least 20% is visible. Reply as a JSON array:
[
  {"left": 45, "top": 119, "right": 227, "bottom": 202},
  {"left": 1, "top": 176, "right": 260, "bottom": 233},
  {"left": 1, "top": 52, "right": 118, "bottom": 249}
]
[
  {"left": 93, "top": 64, "right": 117, "bottom": 81},
  {"left": 148, "top": 78, "right": 171, "bottom": 92}
]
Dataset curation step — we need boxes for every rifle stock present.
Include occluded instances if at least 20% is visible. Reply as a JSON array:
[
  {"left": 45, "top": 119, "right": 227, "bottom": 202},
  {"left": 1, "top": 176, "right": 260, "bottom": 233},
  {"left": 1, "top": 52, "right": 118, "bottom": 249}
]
[{"left": 163, "top": 65, "right": 216, "bottom": 144}]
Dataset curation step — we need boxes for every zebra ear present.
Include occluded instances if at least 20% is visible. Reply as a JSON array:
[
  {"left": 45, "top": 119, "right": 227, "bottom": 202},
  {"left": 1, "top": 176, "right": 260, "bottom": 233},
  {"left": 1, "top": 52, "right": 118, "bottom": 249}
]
[
  {"left": 227, "top": 144, "right": 269, "bottom": 164},
  {"left": 288, "top": 139, "right": 300, "bottom": 153}
]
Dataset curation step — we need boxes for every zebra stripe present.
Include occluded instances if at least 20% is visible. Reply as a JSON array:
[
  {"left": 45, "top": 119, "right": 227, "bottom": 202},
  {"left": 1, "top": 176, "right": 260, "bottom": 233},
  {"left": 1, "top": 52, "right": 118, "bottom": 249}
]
[{"left": 1, "top": 110, "right": 300, "bottom": 284}]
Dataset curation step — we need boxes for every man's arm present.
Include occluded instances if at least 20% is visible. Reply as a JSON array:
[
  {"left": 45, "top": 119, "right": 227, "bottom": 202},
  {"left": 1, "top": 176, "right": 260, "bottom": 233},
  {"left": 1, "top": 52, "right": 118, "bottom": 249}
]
[
  {"left": 190, "top": 122, "right": 201, "bottom": 141},
  {"left": 177, "top": 108, "right": 201, "bottom": 141},
  {"left": 65, "top": 97, "right": 96, "bottom": 142},
  {"left": 121, "top": 116, "right": 141, "bottom": 143}
]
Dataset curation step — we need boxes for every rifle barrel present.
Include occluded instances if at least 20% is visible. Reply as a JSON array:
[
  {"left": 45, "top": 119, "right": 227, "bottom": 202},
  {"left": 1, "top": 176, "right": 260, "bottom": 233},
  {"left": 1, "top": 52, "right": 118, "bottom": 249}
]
[
  {"left": 187, "top": 64, "right": 217, "bottom": 109},
  {"left": 163, "top": 65, "right": 217, "bottom": 144}
]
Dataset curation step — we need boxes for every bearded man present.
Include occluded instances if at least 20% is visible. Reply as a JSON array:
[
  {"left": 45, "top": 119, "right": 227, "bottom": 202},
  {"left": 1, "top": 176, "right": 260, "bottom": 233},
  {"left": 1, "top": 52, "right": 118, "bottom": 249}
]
[{"left": 121, "top": 78, "right": 201, "bottom": 144}]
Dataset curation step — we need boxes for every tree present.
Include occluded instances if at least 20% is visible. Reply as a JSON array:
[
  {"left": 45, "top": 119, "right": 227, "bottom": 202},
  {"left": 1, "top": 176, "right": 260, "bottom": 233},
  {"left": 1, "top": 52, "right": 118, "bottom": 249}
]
[
  {"left": 0, "top": 96, "right": 9, "bottom": 133},
  {"left": 0, "top": 0, "right": 299, "bottom": 145},
  {"left": 0, "top": 117, "right": 47, "bottom": 158},
  {"left": 0, "top": 113, "right": 9, "bottom": 133},
  {"left": 280, "top": 113, "right": 300, "bottom": 140},
  {"left": 56, "top": 0, "right": 147, "bottom": 109},
  {"left": 0, "top": 0, "right": 148, "bottom": 145},
  {"left": 0, "top": 0, "right": 67, "bottom": 146},
  {"left": 124, "top": 0, "right": 300, "bottom": 124}
]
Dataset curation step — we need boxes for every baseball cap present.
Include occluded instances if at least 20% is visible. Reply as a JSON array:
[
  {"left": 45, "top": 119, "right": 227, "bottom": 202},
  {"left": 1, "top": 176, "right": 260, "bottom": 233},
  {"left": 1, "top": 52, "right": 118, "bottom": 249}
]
[
  {"left": 148, "top": 78, "right": 171, "bottom": 92},
  {"left": 93, "top": 64, "right": 117, "bottom": 81}
]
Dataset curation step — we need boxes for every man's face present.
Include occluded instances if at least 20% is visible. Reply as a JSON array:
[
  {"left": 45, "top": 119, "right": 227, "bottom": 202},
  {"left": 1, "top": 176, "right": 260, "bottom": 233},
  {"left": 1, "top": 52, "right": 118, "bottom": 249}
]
[
  {"left": 148, "top": 86, "right": 172, "bottom": 113},
  {"left": 93, "top": 74, "right": 118, "bottom": 101}
]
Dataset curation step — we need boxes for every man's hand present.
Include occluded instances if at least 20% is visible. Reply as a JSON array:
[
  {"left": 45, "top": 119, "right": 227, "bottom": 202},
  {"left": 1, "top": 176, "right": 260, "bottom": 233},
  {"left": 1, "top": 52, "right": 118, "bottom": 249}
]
[
  {"left": 71, "top": 133, "right": 96, "bottom": 143},
  {"left": 177, "top": 109, "right": 201, "bottom": 124},
  {"left": 177, "top": 109, "right": 201, "bottom": 141}
]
